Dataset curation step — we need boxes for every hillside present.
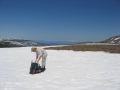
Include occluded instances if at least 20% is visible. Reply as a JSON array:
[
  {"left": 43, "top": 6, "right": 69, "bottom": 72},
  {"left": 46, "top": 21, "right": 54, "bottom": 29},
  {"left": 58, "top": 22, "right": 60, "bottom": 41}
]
[
  {"left": 101, "top": 35, "right": 120, "bottom": 44},
  {"left": 0, "top": 38, "right": 44, "bottom": 47},
  {"left": 45, "top": 44, "right": 120, "bottom": 53}
]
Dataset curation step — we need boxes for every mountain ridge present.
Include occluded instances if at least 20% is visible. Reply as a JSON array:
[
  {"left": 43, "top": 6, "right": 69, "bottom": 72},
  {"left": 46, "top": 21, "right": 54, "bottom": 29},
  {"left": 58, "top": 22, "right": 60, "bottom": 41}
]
[
  {"left": 101, "top": 35, "right": 120, "bottom": 44},
  {"left": 0, "top": 38, "right": 44, "bottom": 47},
  {"left": 0, "top": 35, "right": 120, "bottom": 47}
]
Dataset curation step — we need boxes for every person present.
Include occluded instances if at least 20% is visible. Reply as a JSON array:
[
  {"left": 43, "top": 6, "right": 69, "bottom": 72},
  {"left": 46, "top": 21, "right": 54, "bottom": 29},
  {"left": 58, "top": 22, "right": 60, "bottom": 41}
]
[{"left": 31, "top": 47, "right": 47, "bottom": 72}]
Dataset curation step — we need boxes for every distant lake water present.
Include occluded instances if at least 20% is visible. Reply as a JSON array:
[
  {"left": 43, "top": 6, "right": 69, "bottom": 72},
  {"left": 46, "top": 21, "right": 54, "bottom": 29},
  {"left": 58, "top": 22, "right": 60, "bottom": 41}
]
[{"left": 35, "top": 40, "right": 85, "bottom": 46}]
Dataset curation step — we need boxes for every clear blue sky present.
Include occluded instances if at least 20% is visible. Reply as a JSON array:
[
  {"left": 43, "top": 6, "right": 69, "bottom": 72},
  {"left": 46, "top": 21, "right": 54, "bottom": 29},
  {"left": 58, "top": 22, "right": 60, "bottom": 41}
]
[{"left": 0, "top": 0, "right": 120, "bottom": 42}]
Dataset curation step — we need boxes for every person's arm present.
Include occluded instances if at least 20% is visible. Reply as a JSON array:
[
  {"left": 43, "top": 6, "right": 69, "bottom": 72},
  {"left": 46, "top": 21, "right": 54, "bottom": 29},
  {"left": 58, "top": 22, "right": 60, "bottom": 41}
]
[
  {"left": 35, "top": 48, "right": 43, "bottom": 63},
  {"left": 36, "top": 56, "right": 38, "bottom": 60},
  {"left": 34, "top": 56, "right": 38, "bottom": 63},
  {"left": 36, "top": 55, "right": 42, "bottom": 63},
  {"left": 35, "top": 55, "right": 42, "bottom": 63}
]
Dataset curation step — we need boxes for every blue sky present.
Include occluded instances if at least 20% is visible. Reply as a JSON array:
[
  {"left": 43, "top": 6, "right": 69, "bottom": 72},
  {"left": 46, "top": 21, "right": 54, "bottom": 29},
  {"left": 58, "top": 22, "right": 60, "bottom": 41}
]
[{"left": 0, "top": 0, "right": 120, "bottom": 42}]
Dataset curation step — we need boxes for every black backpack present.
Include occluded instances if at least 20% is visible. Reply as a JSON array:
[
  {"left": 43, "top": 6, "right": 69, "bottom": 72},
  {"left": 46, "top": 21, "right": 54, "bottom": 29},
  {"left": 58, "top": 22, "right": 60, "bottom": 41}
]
[{"left": 29, "top": 62, "right": 41, "bottom": 74}]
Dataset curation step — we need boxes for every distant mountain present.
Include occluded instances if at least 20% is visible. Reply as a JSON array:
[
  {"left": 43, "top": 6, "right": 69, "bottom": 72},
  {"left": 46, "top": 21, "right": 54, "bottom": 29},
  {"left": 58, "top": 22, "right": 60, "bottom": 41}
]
[
  {"left": 0, "top": 38, "right": 44, "bottom": 47},
  {"left": 101, "top": 35, "right": 120, "bottom": 44}
]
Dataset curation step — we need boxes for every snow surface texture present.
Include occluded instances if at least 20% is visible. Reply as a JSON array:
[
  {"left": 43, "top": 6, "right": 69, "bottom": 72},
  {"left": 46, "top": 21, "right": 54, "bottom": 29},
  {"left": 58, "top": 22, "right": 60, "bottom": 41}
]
[{"left": 0, "top": 47, "right": 120, "bottom": 90}]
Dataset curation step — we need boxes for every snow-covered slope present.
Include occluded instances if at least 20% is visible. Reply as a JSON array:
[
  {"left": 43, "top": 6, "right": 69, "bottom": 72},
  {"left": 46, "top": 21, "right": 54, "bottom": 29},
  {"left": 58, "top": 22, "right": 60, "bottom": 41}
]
[
  {"left": 0, "top": 38, "right": 44, "bottom": 47},
  {"left": 0, "top": 47, "right": 120, "bottom": 90},
  {"left": 101, "top": 35, "right": 120, "bottom": 44}
]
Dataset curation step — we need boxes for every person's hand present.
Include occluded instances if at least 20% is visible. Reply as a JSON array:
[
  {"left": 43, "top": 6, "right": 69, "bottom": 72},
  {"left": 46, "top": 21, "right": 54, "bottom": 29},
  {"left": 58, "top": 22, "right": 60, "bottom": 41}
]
[{"left": 34, "top": 60, "right": 38, "bottom": 63}]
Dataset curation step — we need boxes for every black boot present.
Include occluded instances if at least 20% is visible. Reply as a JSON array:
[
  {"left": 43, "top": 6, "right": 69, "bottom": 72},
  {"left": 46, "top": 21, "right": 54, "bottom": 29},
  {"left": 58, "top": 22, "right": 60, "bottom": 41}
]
[{"left": 41, "top": 66, "right": 46, "bottom": 72}]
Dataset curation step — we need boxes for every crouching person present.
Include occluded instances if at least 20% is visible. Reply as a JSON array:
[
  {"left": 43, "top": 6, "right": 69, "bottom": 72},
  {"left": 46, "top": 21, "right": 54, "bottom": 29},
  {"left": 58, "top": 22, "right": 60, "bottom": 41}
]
[{"left": 31, "top": 47, "right": 47, "bottom": 72}]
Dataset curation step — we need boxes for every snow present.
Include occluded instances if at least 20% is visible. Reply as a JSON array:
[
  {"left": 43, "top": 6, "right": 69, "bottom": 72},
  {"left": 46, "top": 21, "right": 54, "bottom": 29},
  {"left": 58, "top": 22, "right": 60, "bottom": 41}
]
[
  {"left": 109, "top": 37, "right": 120, "bottom": 44},
  {"left": 114, "top": 37, "right": 120, "bottom": 40},
  {"left": 0, "top": 47, "right": 120, "bottom": 90}
]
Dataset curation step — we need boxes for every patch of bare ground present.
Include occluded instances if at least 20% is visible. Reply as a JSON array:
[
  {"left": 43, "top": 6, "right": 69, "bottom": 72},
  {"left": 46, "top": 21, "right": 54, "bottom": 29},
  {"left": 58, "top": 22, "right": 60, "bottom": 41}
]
[{"left": 45, "top": 44, "right": 120, "bottom": 53}]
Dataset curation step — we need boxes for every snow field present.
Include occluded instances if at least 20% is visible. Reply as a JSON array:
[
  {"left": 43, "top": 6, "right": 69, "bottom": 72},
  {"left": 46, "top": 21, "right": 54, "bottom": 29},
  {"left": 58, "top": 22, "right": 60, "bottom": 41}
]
[{"left": 0, "top": 47, "right": 120, "bottom": 90}]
